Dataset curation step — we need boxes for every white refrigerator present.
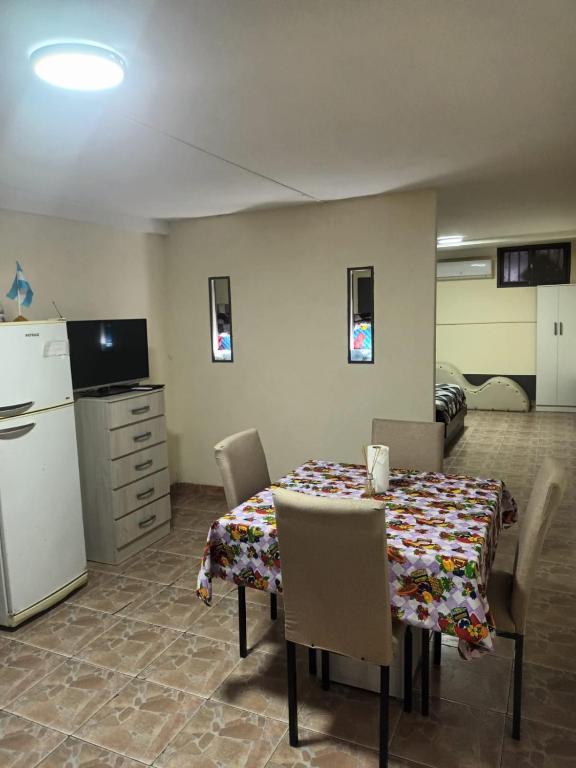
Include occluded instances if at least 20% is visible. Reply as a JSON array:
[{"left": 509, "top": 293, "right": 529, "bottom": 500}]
[{"left": 0, "top": 320, "right": 87, "bottom": 627}]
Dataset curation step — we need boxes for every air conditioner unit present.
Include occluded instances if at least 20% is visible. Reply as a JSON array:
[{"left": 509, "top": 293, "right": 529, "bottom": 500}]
[{"left": 437, "top": 258, "right": 493, "bottom": 280}]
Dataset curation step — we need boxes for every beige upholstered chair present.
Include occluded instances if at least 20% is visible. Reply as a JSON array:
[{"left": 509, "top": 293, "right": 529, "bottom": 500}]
[
  {"left": 487, "top": 457, "right": 567, "bottom": 739},
  {"left": 371, "top": 418, "right": 444, "bottom": 473},
  {"left": 273, "top": 488, "right": 403, "bottom": 768},
  {"left": 214, "top": 428, "right": 274, "bottom": 657}
]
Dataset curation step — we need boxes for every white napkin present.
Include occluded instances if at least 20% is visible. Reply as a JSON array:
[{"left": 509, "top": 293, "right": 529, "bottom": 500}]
[{"left": 366, "top": 444, "right": 390, "bottom": 493}]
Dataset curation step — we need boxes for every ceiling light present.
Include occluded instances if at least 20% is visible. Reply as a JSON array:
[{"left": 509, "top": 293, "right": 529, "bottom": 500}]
[
  {"left": 30, "top": 43, "right": 125, "bottom": 91},
  {"left": 437, "top": 235, "right": 464, "bottom": 247}
]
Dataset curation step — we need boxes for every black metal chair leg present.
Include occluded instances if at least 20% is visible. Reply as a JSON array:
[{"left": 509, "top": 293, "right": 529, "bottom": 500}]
[
  {"left": 421, "top": 630, "right": 430, "bottom": 716},
  {"left": 238, "top": 586, "right": 247, "bottom": 658},
  {"left": 270, "top": 593, "right": 278, "bottom": 621},
  {"left": 286, "top": 640, "right": 299, "bottom": 747},
  {"left": 433, "top": 631, "right": 442, "bottom": 666},
  {"left": 308, "top": 647, "right": 317, "bottom": 675},
  {"left": 379, "top": 666, "right": 389, "bottom": 768},
  {"left": 403, "top": 626, "right": 412, "bottom": 712},
  {"left": 321, "top": 650, "right": 330, "bottom": 690},
  {"left": 512, "top": 634, "right": 524, "bottom": 740}
]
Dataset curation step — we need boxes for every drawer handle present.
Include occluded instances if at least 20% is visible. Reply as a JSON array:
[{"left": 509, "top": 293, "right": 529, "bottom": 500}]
[
  {"left": 0, "top": 423, "right": 36, "bottom": 439},
  {"left": 0, "top": 401, "right": 34, "bottom": 418},
  {"left": 136, "top": 488, "right": 155, "bottom": 501},
  {"left": 135, "top": 459, "right": 153, "bottom": 471},
  {"left": 131, "top": 406, "right": 150, "bottom": 415},
  {"left": 133, "top": 431, "right": 152, "bottom": 443},
  {"left": 139, "top": 514, "right": 157, "bottom": 529}
]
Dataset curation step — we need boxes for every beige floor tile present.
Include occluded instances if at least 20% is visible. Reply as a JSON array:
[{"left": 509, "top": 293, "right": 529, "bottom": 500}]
[
  {"left": 540, "top": 537, "right": 576, "bottom": 567},
  {"left": 11, "top": 605, "right": 117, "bottom": 656},
  {"left": 76, "top": 678, "right": 203, "bottom": 764},
  {"left": 192, "top": 596, "right": 284, "bottom": 655},
  {"left": 154, "top": 699, "right": 286, "bottom": 767},
  {"left": 390, "top": 697, "right": 505, "bottom": 768},
  {"left": 501, "top": 717, "right": 576, "bottom": 768},
  {"left": 299, "top": 681, "right": 402, "bottom": 750},
  {"left": 77, "top": 618, "right": 181, "bottom": 675},
  {"left": 67, "top": 572, "right": 162, "bottom": 614},
  {"left": 120, "top": 550, "right": 189, "bottom": 585},
  {"left": 0, "top": 638, "right": 67, "bottom": 708},
  {"left": 524, "top": 622, "right": 576, "bottom": 673},
  {"left": 416, "top": 645, "right": 512, "bottom": 713},
  {"left": 172, "top": 508, "right": 220, "bottom": 532},
  {"left": 150, "top": 529, "right": 208, "bottom": 559},
  {"left": 7, "top": 659, "right": 130, "bottom": 735},
  {"left": 527, "top": 588, "right": 576, "bottom": 629},
  {"left": 118, "top": 586, "right": 208, "bottom": 631},
  {"left": 141, "top": 632, "right": 240, "bottom": 696},
  {"left": 37, "top": 737, "right": 145, "bottom": 767},
  {"left": 534, "top": 562, "right": 576, "bottom": 595},
  {"left": 0, "top": 712, "right": 66, "bottom": 768},
  {"left": 516, "top": 663, "right": 576, "bottom": 731}
]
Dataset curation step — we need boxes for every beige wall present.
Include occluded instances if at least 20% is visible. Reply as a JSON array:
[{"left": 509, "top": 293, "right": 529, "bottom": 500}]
[
  {"left": 436, "top": 243, "right": 575, "bottom": 376},
  {"left": 166, "top": 191, "right": 437, "bottom": 484},
  {"left": 0, "top": 209, "right": 168, "bottom": 381}
]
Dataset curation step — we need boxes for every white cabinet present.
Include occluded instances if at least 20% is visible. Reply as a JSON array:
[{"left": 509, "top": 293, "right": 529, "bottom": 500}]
[
  {"left": 75, "top": 388, "right": 171, "bottom": 563},
  {"left": 536, "top": 285, "right": 576, "bottom": 409}
]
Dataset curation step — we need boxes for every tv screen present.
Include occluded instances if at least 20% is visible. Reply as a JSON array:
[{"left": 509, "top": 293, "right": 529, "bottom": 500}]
[{"left": 67, "top": 319, "right": 150, "bottom": 391}]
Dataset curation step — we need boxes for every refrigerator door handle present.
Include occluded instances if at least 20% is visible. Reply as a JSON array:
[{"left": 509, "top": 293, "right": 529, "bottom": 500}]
[
  {"left": 0, "top": 401, "right": 34, "bottom": 418},
  {"left": 0, "top": 423, "right": 36, "bottom": 440}
]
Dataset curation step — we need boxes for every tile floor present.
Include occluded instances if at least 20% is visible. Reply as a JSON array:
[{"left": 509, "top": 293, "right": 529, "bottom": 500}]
[{"left": 1, "top": 410, "right": 575, "bottom": 767}]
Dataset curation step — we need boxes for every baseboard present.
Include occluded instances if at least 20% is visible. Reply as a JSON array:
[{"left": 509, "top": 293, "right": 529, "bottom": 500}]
[
  {"left": 535, "top": 405, "right": 576, "bottom": 412},
  {"left": 170, "top": 481, "right": 224, "bottom": 496}
]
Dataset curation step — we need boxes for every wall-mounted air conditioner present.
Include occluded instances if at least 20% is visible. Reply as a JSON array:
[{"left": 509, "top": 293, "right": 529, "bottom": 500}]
[{"left": 437, "top": 258, "right": 493, "bottom": 280}]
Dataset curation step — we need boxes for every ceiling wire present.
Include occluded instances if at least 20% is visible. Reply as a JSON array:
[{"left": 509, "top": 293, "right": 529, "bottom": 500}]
[{"left": 125, "top": 115, "right": 320, "bottom": 203}]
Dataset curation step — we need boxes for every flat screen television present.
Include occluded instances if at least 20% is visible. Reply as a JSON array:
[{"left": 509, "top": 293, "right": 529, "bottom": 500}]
[{"left": 67, "top": 319, "right": 149, "bottom": 391}]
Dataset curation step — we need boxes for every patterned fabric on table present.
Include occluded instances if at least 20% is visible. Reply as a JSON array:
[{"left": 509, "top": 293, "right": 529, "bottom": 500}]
[
  {"left": 435, "top": 383, "right": 466, "bottom": 423},
  {"left": 197, "top": 460, "right": 517, "bottom": 654}
]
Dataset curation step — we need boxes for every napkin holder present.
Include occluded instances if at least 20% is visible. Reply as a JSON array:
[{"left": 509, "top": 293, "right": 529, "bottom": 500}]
[{"left": 366, "top": 444, "right": 390, "bottom": 493}]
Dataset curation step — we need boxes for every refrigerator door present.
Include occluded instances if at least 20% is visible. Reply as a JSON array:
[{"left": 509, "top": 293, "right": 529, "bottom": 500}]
[
  {"left": 0, "top": 322, "right": 73, "bottom": 418},
  {"left": 0, "top": 405, "right": 86, "bottom": 617}
]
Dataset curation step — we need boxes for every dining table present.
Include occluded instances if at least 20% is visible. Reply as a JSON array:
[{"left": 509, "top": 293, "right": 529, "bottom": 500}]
[{"left": 196, "top": 459, "right": 517, "bottom": 656}]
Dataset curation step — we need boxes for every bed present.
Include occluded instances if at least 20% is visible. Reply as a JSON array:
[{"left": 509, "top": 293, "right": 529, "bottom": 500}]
[{"left": 435, "top": 382, "right": 467, "bottom": 448}]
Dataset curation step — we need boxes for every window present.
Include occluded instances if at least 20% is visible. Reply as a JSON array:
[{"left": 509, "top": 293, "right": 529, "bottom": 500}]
[
  {"left": 497, "top": 242, "right": 571, "bottom": 288},
  {"left": 209, "top": 276, "right": 233, "bottom": 362},
  {"left": 348, "top": 267, "right": 374, "bottom": 363}
]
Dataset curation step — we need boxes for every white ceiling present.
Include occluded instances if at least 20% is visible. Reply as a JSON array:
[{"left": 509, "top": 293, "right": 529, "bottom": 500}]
[{"left": 1, "top": 0, "right": 576, "bottom": 240}]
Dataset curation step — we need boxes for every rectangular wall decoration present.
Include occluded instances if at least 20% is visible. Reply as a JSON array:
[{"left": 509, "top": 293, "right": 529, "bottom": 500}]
[
  {"left": 209, "top": 276, "right": 233, "bottom": 362},
  {"left": 348, "top": 266, "right": 374, "bottom": 363}
]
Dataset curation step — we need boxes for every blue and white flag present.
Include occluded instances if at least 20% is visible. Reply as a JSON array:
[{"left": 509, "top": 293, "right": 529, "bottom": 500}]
[{"left": 6, "top": 261, "right": 34, "bottom": 308}]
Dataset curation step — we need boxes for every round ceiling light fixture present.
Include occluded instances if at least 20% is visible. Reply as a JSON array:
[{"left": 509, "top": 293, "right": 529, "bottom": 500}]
[{"left": 30, "top": 43, "right": 126, "bottom": 91}]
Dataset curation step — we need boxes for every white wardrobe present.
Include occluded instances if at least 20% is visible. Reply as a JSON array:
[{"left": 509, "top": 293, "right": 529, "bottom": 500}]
[{"left": 536, "top": 284, "right": 576, "bottom": 409}]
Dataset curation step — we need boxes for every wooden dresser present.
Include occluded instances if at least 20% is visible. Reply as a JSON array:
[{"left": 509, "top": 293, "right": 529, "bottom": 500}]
[{"left": 74, "top": 387, "right": 171, "bottom": 563}]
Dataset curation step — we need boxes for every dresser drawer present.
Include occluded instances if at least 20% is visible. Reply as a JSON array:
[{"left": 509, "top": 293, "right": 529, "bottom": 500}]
[
  {"left": 109, "top": 416, "right": 166, "bottom": 460},
  {"left": 112, "top": 469, "right": 170, "bottom": 520},
  {"left": 111, "top": 442, "right": 169, "bottom": 490},
  {"left": 107, "top": 390, "right": 164, "bottom": 430},
  {"left": 114, "top": 495, "right": 171, "bottom": 549}
]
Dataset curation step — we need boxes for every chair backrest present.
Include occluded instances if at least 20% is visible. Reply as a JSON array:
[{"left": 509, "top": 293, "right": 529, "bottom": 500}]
[
  {"left": 371, "top": 418, "right": 444, "bottom": 472},
  {"left": 214, "top": 428, "right": 271, "bottom": 510},
  {"left": 273, "top": 487, "right": 394, "bottom": 666},
  {"left": 511, "top": 457, "right": 567, "bottom": 631}
]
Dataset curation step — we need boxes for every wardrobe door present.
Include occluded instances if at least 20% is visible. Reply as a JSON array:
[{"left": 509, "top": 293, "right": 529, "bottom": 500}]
[
  {"left": 536, "top": 286, "right": 559, "bottom": 406},
  {"left": 556, "top": 285, "right": 576, "bottom": 407}
]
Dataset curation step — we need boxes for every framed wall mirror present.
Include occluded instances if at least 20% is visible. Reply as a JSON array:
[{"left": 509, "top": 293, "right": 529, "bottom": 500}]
[
  {"left": 209, "top": 276, "right": 233, "bottom": 362},
  {"left": 348, "top": 266, "right": 374, "bottom": 363}
]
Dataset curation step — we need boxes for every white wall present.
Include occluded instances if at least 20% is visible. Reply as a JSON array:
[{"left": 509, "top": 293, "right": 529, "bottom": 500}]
[
  {"left": 0, "top": 209, "right": 168, "bottom": 380},
  {"left": 166, "top": 191, "right": 437, "bottom": 484}
]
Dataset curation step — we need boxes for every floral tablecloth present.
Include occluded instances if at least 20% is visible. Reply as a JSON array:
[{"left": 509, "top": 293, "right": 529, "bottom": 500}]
[{"left": 197, "top": 460, "right": 517, "bottom": 652}]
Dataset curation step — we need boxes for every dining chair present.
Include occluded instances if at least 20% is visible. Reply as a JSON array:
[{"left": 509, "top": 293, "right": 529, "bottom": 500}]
[
  {"left": 420, "top": 457, "right": 566, "bottom": 739},
  {"left": 214, "top": 428, "right": 276, "bottom": 658},
  {"left": 371, "top": 417, "right": 444, "bottom": 708},
  {"left": 273, "top": 487, "right": 405, "bottom": 768}
]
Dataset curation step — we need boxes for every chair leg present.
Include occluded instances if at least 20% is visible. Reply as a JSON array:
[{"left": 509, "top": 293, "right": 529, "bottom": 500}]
[
  {"left": 379, "top": 665, "right": 389, "bottom": 768},
  {"left": 512, "top": 634, "right": 524, "bottom": 740},
  {"left": 433, "top": 631, "right": 442, "bottom": 666},
  {"left": 421, "top": 630, "right": 430, "bottom": 716},
  {"left": 403, "top": 626, "right": 412, "bottom": 712},
  {"left": 286, "top": 641, "right": 298, "bottom": 747},
  {"left": 270, "top": 593, "right": 278, "bottom": 621},
  {"left": 308, "top": 647, "right": 317, "bottom": 675},
  {"left": 321, "top": 650, "right": 330, "bottom": 690},
  {"left": 238, "top": 586, "right": 247, "bottom": 658}
]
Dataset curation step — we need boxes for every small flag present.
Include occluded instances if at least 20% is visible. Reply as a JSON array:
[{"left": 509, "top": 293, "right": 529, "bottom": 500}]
[{"left": 6, "top": 261, "right": 34, "bottom": 308}]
